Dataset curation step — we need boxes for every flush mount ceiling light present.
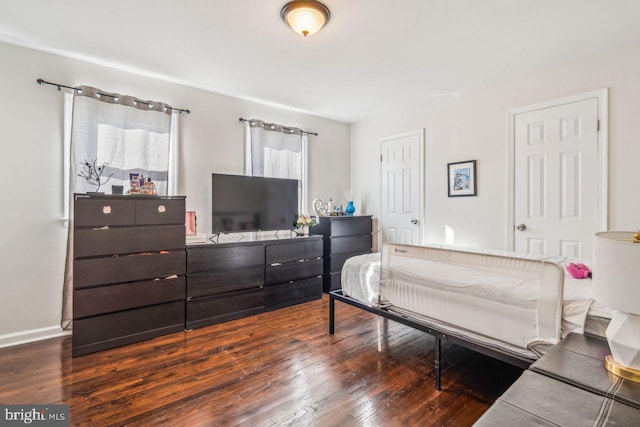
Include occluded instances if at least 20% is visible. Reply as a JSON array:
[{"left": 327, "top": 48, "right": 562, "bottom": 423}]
[{"left": 281, "top": 0, "right": 331, "bottom": 37}]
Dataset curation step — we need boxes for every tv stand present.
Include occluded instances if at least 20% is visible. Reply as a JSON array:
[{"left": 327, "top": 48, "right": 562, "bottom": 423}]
[{"left": 186, "top": 234, "right": 323, "bottom": 329}]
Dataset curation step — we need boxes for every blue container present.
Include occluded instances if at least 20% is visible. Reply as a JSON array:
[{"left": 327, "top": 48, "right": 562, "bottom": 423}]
[{"left": 345, "top": 201, "right": 356, "bottom": 216}]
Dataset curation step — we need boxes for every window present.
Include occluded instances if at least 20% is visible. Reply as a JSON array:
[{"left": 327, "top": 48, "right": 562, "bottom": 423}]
[
  {"left": 63, "top": 86, "right": 179, "bottom": 218},
  {"left": 244, "top": 120, "right": 308, "bottom": 213}
]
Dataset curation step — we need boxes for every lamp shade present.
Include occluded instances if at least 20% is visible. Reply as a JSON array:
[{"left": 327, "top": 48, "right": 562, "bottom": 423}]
[
  {"left": 593, "top": 231, "right": 640, "bottom": 315},
  {"left": 281, "top": 1, "right": 330, "bottom": 37}
]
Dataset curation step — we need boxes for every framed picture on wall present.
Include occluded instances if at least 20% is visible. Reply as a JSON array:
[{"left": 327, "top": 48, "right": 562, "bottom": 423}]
[{"left": 447, "top": 160, "right": 477, "bottom": 197}]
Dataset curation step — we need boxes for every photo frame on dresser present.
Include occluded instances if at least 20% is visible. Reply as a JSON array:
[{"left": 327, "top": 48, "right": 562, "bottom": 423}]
[{"left": 447, "top": 160, "right": 477, "bottom": 197}]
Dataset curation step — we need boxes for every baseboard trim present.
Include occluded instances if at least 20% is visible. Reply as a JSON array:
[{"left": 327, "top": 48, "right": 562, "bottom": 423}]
[{"left": 0, "top": 326, "right": 71, "bottom": 349}]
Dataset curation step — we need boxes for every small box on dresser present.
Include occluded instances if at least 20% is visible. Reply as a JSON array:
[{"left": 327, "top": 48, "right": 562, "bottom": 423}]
[
  {"left": 72, "top": 194, "right": 186, "bottom": 357},
  {"left": 311, "top": 216, "right": 373, "bottom": 293}
]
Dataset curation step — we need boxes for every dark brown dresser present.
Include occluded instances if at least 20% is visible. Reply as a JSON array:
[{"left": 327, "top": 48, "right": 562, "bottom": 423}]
[
  {"left": 72, "top": 194, "right": 186, "bottom": 356},
  {"left": 311, "top": 216, "right": 373, "bottom": 292},
  {"left": 186, "top": 235, "right": 323, "bottom": 329}
]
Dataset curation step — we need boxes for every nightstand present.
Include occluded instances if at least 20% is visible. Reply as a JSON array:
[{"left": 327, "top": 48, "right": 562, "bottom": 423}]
[
  {"left": 475, "top": 333, "right": 640, "bottom": 426},
  {"left": 530, "top": 333, "right": 640, "bottom": 409}
]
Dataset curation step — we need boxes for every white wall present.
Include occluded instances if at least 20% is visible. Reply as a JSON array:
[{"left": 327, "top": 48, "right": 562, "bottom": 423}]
[
  {"left": 352, "top": 40, "right": 640, "bottom": 250},
  {"left": 0, "top": 42, "right": 350, "bottom": 345}
]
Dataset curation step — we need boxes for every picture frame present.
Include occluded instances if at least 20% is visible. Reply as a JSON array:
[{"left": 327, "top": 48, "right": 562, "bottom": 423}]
[{"left": 447, "top": 160, "right": 477, "bottom": 197}]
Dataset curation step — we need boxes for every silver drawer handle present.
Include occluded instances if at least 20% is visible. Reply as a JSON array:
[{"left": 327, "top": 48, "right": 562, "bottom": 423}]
[
  {"left": 158, "top": 205, "right": 166, "bottom": 213},
  {"left": 102, "top": 205, "right": 112, "bottom": 214},
  {"left": 270, "top": 263, "right": 282, "bottom": 266}
]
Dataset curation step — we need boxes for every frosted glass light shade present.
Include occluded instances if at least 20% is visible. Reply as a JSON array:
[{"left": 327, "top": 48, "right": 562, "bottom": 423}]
[
  {"left": 593, "top": 231, "right": 640, "bottom": 315},
  {"left": 281, "top": 1, "right": 330, "bottom": 37}
]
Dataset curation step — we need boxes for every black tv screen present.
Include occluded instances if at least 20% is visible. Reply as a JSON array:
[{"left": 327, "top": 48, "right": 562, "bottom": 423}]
[{"left": 212, "top": 174, "right": 299, "bottom": 233}]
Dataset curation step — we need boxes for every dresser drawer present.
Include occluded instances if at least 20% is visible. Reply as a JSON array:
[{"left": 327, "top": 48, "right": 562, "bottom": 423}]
[
  {"left": 266, "top": 238, "right": 323, "bottom": 264},
  {"left": 265, "top": 257, "right": 323, "bottom": 285},
  {"left": 329, "top": 250, "right": 372, "bottom": 274},
  {"left": 330, "top": 217, "right": 372, "bottom": 237},
  {"left": 265, "top": 276, "right": 322, "bottom": 309},
  {"left": 136, "top": 198, "right": 185, "bottom": 225},
  {"left": 75, "top": 198, "right": 135, "bottom": 227},
  {"left": 74, "top": 276, "right": 185, "bottom": 319},
  {"left": 330, "top": 234, "right": 372, "bottom": 255},
  {"left": 74, "top": 250, "right": 185, "bottom": 288},
  {"left": 72, "top": 301, "right": 185, "bottom": 356},
  {"left": 186, "top": 288, "right": 265, "bottom": 328},
  {"left": 187, "top": 244, "right": 264, "bottom": 273},
  {"left": 75, "top": 225, "right": 185, "bottom": 257},
  {"left": 329, "top": 271, "right": 342, "bottom": 291},
  {"left": 187, "top": 265, "right": 264, "bottom": 298}
]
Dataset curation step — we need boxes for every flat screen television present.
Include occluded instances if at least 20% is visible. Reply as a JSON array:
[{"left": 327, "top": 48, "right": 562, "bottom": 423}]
[{"left": 211, "top": 173, "right": 299, "bottom": 233}]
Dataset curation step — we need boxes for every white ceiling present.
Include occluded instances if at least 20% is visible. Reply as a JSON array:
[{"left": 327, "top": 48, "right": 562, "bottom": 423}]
[{"left": 2, "top": 0, "right": 640, "bottom": 123}]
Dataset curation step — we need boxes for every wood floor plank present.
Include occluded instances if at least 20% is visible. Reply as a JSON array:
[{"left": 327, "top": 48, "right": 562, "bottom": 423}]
[{"left": 0, "top": 295, "right": 522, "bottom": 426}]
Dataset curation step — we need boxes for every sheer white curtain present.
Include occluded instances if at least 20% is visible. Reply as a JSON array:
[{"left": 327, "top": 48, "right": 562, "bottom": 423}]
[
  {"left": 245, "top": 120, "right": 307, "bottom": 213},
  {"left": 168, "top": 111, "right": 180, "bottom": 195},
  {"left": 61, "top": 86, "right": 176, "bottom": 329},
  {"left": 70, "top": 87, "right": 173, "bottom": 195}
]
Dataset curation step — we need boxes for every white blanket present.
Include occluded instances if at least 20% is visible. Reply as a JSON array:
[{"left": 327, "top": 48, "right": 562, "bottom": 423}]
[{"left": 342, "top": 248, "right": 611, "bottom": 340}]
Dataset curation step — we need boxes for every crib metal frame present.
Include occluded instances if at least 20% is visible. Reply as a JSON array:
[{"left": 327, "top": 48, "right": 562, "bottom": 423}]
[{"left": 329, "top": 289, "right": 535, "bottom": 390}]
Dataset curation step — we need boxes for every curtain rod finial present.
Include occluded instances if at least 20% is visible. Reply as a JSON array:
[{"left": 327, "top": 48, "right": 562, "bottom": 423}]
[{"left": 37, "top": 78, "right": 45, "bottom": 85}]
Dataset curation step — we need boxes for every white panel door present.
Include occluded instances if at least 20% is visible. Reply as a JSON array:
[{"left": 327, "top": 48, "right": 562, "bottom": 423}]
[
  {"left": 380, "top": 130, "right": 423, "bottom": 245},
  {"left": 514, "top": 98, "right": 598, "bottom": 257}
]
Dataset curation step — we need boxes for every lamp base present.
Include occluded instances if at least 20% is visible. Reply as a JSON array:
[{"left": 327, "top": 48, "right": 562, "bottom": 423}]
[{"left": 604, "top": 355, "right": 640, "bottom": 383}]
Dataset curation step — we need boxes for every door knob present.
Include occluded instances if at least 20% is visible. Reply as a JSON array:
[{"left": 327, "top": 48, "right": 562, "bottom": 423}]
[
  {"left": 411, "top": 219, "right": 419, "bottom": 225},
  {"left": 516, "top": 224, "right": 527, "bottom": 231}
]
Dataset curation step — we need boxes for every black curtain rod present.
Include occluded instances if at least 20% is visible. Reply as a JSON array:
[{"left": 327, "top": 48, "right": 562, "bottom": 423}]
[
  {"left": 239, "top": 117, "right": 318, "bottom": 136},
  {"left": 37, "top": 78, "right": 191, "bottom": 114}
]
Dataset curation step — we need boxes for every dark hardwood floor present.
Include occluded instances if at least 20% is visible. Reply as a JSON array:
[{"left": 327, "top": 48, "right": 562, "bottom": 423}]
[{"left": 0, "top": 295, "right": 522, "bottom": 426}]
